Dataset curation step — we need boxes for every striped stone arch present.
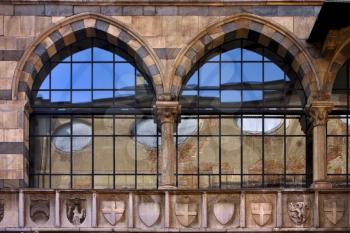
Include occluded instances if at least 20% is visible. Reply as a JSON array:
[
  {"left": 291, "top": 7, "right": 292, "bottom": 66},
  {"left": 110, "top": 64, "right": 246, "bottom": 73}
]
[
  {"left": 326, "top": 37, "right": 350, "bottom": 95},
  {"left": 13, "top": 13, "right": 164, "bottom": 101},
  {"left": 171, "top": 13, "right": 319, "bottom": 101}
]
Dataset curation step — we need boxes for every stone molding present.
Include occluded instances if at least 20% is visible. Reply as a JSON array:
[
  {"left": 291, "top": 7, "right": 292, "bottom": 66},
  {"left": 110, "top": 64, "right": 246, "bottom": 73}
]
[
  {"left": 154, "top": 101, "right": 181, "bottom": 125},
  {"left": 12, "top": 12, "right": 164, "bottom": 101},
  {"left": 307, "top": 101, "right": 334, "bottom": 127},
  {"left": 171, "top": 13, "right": 319, "bottom": 100}
]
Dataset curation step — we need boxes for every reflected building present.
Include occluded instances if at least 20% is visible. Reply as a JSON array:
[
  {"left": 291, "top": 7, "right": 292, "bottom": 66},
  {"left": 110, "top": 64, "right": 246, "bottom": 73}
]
[{"left": 1, "top": 0, "right": 350, "bottom": 232}]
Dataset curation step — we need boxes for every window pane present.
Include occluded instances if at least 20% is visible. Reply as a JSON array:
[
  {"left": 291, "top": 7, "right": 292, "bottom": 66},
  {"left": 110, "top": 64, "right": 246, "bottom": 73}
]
[
  {"left": 51, "top": 91, "right": 70, "bottom": 103},
  {"left": 243, "top": 136, "right": 262, "bottom": 174},
  {"left": 94, "top": 137, "right": 113, "bottom": 174},
  {"left": 286, "top": 137, "right": 305, "bottom": 174},
  {"left": 199, "top": 63, "right": 219, "bottom": 88},
  {"left": 221, "top": 63, "right": 241, "bottom": 85},
  {"left": 221, "top": 48, "right": 240, "bottom": 61},
  {"left": 221, "top": 136, "right": 241, "bottom": 174},
  {"left": 72, "top": 63, "right": 91, "bottom": 89},
  {"left": 93, "top": 63, "right": 113, "bottom": 89},
  {"left": 51, "top": 63, "right": 70, "bottom": 89},
  {"left": 72, "top": 48, "right": 91, "bottom": 61},
  {"left": 115, "top": 63, "right": 135, "bottom": 89},
  {"left": 264, "top": 136, "right": 284, "bottom": 174},
  {"left": 72, "top": 91, "right": 91, "bottom": 104},
  {"left": 264, "top": 63, "right": 284, "bottom": 82},
  {"left": 93, "top": 47, "right": 113, "bottom": 61},
  {"left": 243, "top": 63, "right": 262, "bottom": 83}
]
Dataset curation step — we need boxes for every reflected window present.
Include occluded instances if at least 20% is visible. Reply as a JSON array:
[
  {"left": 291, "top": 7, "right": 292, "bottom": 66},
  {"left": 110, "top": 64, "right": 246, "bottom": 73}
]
[
  {"left": 177, "top": 39, "right": 310, "bottom": 189},
  {"left": 327, "top": 59, "right": 350, "bottom": 186},
  {"left": 29, "top": 39, "right": 157, "bottom": 190}
]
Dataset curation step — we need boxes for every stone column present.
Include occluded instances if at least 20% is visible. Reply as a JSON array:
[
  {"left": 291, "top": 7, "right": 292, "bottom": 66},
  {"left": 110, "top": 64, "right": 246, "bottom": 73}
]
[
  {"left": 154, "top": 100, "right": 181, "bottom": 189},
  {"left": 308, "top": 101, "right": 333, "bottom": 189}
]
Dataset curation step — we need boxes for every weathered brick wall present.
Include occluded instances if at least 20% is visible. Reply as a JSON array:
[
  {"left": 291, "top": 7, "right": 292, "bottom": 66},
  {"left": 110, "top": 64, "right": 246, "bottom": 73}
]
[{"left": 0, "top": 1, "right": 330, "bottom": 187}]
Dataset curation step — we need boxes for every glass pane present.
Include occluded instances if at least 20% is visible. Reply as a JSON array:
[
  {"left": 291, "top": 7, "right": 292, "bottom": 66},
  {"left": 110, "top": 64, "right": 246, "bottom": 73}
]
[
  {"left": 184, "top": 71, "right": 198, "bottom": 89},
  {"left": 73, "top": 176, "right": 91, "bottom": 189},
  {"left": 115, "top": 117, "right": 134, "bottom": 135},
  {"left": 199, "top": 137, "right": 219, "bottom": 174},
  {"left": 327, "top": 117, "right": 347, "bottom": 135},
  {"left": 199, "top": 63, "right": 219, "bottom": 88},
  {"left": 94, "top": 137, "right": 113, "bottom": 174},
  {"left": 199, "top": 91, "right": 220, "bottom": 105},
  {"left": 72, "top": 137, "right": 92, "bottom": 174},
  {"left": 137, "top": 140, "right": 157, "bottom": 173},
  {"left": 72, "top": 63, "right": 91, "bottom": 89},
  {"left": 327, "top": 136, "right": 346, "bottom": 174},
  {"left": 243, "top": 90, "right": 263, "bottom": 102},
  {"left": 243, "top": 49, "right": 262, "bottom": 61},
  {"left": 95, "top": 175, "right": 114, "bottom": 189},
  {"left": 221, "top": 48, "right": 240, "bottom": 61},
  {"left": 221, "top": 116, "right": 241, "bottom": 135},
  {"left": 94, "top": 116, "right": 113, "bottom": 135},
  {"left": 221, "top": 136, "right": 241, "bottom": 174},
  {"left": 30, "top": 137, "right": 50, "bottom": 174},
  {"left": 286, "top": 137, "right": 305, "bottom": 174},
  {"left": 93, "top": 63, "right": 113, "bottom": 89},
  {"left": 93, "top": 47, "right": 113, "bottom": 61},
  {"left": 199, "top": 117, "right": 219, "bottom": 135},
  {"left": 221, "top": 90, "right": 241, "bottom": 103},
  {"left": 243, "top": 136, "right": 262, "bottom": 174},
  {"left": 51, "top": 91, "right": 70, "bottom": 103},
  {"left": 72, "top": 91, "right": 91, "bottom": 104},
  {"left": 221, "top": 63, "right": 241, "bottom": 85},
  {"left": 243, "top": 63, "right": 262, "bottom": 83},
  {"left": 51, "top": 175, "right": 70, "bottom": 189},
  {"left": 178, "top": 136, "right": 197, "bottom": 174},
  {"left": 93, "top": 91, "right": 113, "bottom": 102},
  {"left": 51, "top": 142, "right": 70, "bottom": 173},
  {"left": 178, "top": 116, "right": 198, "bottom": 136},
  {"left": 72, "top": 48, "right": 91, "bottom": 61},
  {"left": 115, "top": 63, "right": 135, "bottom": 89},
  {"left": 115, "top": 137, "right": 135, "bottom": 173},
  {"left": 51, "top": 63, "right": 70, "bottom": 89},
  {"left": 30, "top": 116, "right": 50, "bottom": 136},
  {"left": 264, "top": 136, "right": 284, "bottom": 174},
  {"left": 39, "top": 75, "right": 50, "bottom": 90},
  {"left": 264, "top": 63, "right": 284, "bottom": 82}
]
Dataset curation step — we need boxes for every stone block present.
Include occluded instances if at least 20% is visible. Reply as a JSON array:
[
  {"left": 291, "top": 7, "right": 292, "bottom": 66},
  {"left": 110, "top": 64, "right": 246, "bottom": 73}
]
[
  {"left": 45, "top": 4, "right": 73, "bottom": 16},
  {"left": 101, "top": 6, "right": 122, "bottom": 16},
  {"left": 266, "top": 17, "right": 294, "bottom": 32},
  {"left": 146, "top": 36, "right": 165, "bottom": 48},
  {"left": 60, "top": 193, "right": 92, "bottom": 227},
  {"left": 0, "top": 154, "right": 24, "bottom": 178},
  {"left": 1, "top": 110, "right": 18, "bottom": 129},
  {"left": 4, "top": 129, "right": 23, "bottom": 142},
  {"left": 0, "top": 79, "right": 12, "bottom": 90},
  {"left": 0, "top": 90, "right": 11, "bottom": 100},
  {"left": 25, "top": 193, "right": 55, "bottom": 227},
  {"left": 155, "top": 6, "right": 178, "bottom": 16},
  {"left": 112, "top": 16, "right": 132, "bottom": 26},
  {"left": 16, "top": 37, "right": 35, "bottom": 50},
  {"left": 178, "top": 6, "right": 209, "bottom": 16},
  {"left": 35, "top": 17, "right": 53, "bottom": 36},
  {"left": 143, "top": 6, "right": 156, "bottom": 16},
  {"left": 73, "top": 6, "right": 101, "bottom": 14},
  {"left": 15, "top": 4, "right": 45, "bottom": 16},
  {"left": 132, "top": 16, "right": 162, "bottom": 37},
  {"left": 199, "top": 16, "right": 220, "bottom": 30},
  {"left": 97, "top": 193, "right": 129, "bottom": 227},
  {"left": 0, "top": 5, "right": 14, "bottom": 15},
  {"left": 277, "top": 6, "right": 321, "bottom": 16},
  {"left": 293, "top": 17, "right": 316, "bottom": 40},
  {"left": 181, "top": 16, "right": 199, "bottom": 37},
  {"left": 4, "top": 16, "right": 35, "bottom": 37},
  {"left": 0, "top": 16, "right": 3, "bottom": 36},
  {"left": 0, "top": 61, "right": 17, "bottom": 78},
  {"left": 170, "top": 194, "right": 201, "bottom": 228},
  {"left": 161, "top": 16, "right": 181, "bottom": 36},
  {"left": 0, "top": 37, "right": 17, "bottom": 50},
  {"left": 155, "top": 48, "right": 180, "bottom": 60},
  {"left": 0, "top": 193, "right": 18, "bottom": 227},
  {"left": 245, "top": 193, "right": 276, "bottom": 228},
  {"left": 52, "top": 16, "right": 65, "bottom": 24},
  {"left": 207, "top": 193, "right": 240, "bottom": 228},
  {"left": 319, "top": 192, "right": 349, "bottom": 228},
  {"left": 0, "top": 50, "right": 24, "bottom": 61},
  {"left": 122, "top": 6, "right": 143, "bottom": 16},
  {"left": 134, "top": 194, "right": 164, "bottom": 228},
  {"left": 244, "top": 6, "right": 278, "bottom": 16},
  {"left": 282, "top": 192, "right": 313, "bottom": 228}
]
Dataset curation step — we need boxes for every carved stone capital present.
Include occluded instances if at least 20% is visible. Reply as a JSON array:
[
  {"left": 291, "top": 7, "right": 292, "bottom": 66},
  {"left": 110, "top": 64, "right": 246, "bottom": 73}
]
[
  {"left": 153, "top": 101, "right": 181, "bottom": 125},
  {"left": 307, "top": 101, "right": 334, "bottom": 127}
]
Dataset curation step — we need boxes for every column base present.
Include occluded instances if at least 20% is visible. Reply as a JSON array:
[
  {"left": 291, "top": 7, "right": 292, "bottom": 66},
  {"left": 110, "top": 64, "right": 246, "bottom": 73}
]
[
  {"left": 158, "top": 185, "right": 177, "bottom": 190},
  {"left": 312, "top": 181, "right": 332, "bottom": 189}
]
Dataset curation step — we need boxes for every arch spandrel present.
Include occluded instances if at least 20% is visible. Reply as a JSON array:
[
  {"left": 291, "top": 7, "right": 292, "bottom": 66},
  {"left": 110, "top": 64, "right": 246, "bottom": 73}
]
[
  {"left": 171, "top": 13, "right": 319, "bottom": 102},
  {"left": 13, "top": 13, "right": 164, "bottom": 101}
]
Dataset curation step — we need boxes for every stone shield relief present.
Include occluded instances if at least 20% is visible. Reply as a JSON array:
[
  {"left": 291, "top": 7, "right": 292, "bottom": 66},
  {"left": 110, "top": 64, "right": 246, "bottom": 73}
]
[
  {"left": 251, "top": 202, "right": 272, "bottom": 227},
  {"left": 213, "top": 202, "right": 234, "bottom": 225},
  {"left": 324, "top": 199, "right": 345, "bottom": 225},
  {"left": 0, "top": 200, "right": 4, "bottom": 223},
  {"left": 101, "top": 201, "right": 125, "bottom": 226},
  {"left": 66, "top": 198, "right": 86, "bottom": 225},
  {"left": 287, "top": 201, "right": 310, "bottom": 225},
  {"left": 30, "top": 198, "right": 50, "bottom": 224},
  {"left": 138, "top": 201, "right": 160, "bottom": 227}
]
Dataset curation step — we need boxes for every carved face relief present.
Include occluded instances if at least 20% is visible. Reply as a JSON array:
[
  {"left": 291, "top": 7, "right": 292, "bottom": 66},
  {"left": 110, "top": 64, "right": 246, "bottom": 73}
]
[
  {"left": 101, "top": 201, "right": 125, "bottom": 226},
  {"left": 30, "top": 198, "right": 50, "bottom": 224},
  {"left": 175, "top": 202, "right": 198, "bottom": 227},
  {"left": 0, "top": 200, "right": 4, "bottom": 223},
  {"left": 251, "top": 203, "right": 272, "bottom": 227},
  {"left": 138, "top": 202, "right": 160, "bottom": 227},
  {"left": 66, "top": 199, "right": 86, "bottom": 225},
  {"left": 287, "top": 201, "right": 309, "bottom": 225},
  {"left": 324, "top": 199, "right": 345, "bottom": 225},
  {"left": 213, "top": 202, "right": 234, "bottom": 225}
]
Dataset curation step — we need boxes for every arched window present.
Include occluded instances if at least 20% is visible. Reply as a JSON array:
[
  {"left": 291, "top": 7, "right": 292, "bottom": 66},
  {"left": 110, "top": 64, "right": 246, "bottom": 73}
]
[
  {"left": 177, "top": 39, "right": 311, "bottom": 189},
  {"left": 327, "top": 58, "right": 350, "bottom": 186},
  {"left": 29, "top": 39, "right": 159, "bottom": 189}
]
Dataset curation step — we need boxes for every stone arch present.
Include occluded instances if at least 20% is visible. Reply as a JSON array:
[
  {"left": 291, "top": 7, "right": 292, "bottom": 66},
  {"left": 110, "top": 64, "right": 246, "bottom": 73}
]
[
  {"left": 171, "top": 13, "right": 319, "bottom": 101},
  {"left": 326, "top": 37, "right": 350, "bottom": 95},
  {"left": 12, "top": 13, "right": 164, "bottom": 101}
]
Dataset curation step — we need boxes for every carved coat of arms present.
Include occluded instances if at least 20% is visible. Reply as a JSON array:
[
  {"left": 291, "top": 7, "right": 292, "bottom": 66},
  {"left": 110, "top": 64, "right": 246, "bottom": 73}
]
[
  {"left": 66, "top": 199, "right": 86, "bottom": 225},
  {"left": 324, "top": 199, "right": 345, "bottom": 225},
  {"left": 138, "top": 202, "right": 160, "bottom": 227},
  {"left": 175, "top": 202, "right": 198, "bottom": 227},
  {"left": 101, "top": 201, "right": 125, "bottom": 226},
  {"left": 0, "top": 199, "right": 4, "bottom": 223},
  {"left": 287, "top": 201, "right": 310, "bottom": 225},
  {"left": 213, "top": 202, "right": 234, "bottom": 225},
  {"left": 30, "top": 198, "right": 50, "bottom": 224},
  {"left": 251, "top": 202, "right": 272, "bottom": 227}
]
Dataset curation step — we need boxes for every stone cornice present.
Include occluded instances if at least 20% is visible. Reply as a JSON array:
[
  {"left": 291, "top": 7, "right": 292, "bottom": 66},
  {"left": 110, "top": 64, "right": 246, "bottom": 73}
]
[{"left": 1, "top": 0, "right": 324, "bottom": 6}]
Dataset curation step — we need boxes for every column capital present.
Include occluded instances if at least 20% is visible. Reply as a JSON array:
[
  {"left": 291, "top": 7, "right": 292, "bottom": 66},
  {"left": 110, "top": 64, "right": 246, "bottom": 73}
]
[
  {"left": 307, "top": 101, "right": 334, "bottom": 127},
  {"left": 153, "top": 101, "right": 181, "bottom": 124}
]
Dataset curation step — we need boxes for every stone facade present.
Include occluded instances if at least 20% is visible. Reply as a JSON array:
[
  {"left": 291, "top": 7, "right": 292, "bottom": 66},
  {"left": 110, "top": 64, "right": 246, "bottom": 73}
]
[{"left": 1, "top": 0, "right": 350, "bottom": 231}]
